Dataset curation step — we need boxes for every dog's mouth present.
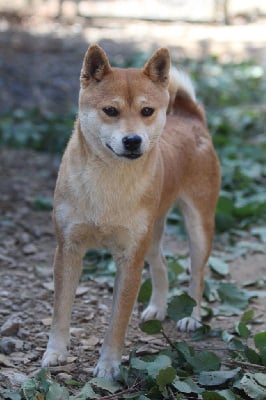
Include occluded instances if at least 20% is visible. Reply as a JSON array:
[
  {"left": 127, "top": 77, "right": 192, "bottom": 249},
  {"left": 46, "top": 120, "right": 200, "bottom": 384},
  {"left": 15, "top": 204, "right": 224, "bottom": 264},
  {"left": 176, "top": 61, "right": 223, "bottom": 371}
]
[{"left": 106, "top": 144, "right": 142, "bottom": 160}]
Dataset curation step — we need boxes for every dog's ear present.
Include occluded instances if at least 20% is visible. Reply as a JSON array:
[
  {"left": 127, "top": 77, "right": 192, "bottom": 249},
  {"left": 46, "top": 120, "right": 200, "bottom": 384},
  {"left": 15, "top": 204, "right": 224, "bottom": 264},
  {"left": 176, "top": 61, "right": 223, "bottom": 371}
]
[
  {"left": 143, "top": 48, "right": 170, "bottom": 87},
  {"left": 80, "top": 45, "right": 112, "bottom": 86}
]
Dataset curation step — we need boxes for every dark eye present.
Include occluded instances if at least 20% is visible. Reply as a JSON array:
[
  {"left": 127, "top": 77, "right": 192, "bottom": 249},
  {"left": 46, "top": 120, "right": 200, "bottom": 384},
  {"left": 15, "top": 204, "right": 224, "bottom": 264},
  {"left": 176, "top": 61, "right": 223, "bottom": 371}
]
[
  {"left": 103, "top": 107, "right": 119, "bottom": 117},
  {"left": 141, "top": 107, "right": 154, "bottom": 117}
]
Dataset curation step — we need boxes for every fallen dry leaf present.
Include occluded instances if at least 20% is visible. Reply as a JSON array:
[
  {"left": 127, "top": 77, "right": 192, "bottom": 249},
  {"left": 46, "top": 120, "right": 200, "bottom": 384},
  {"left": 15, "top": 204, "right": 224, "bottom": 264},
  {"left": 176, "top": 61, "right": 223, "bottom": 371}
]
[{"left": 0, "top": 353, "right": 15, "bottom": 367}]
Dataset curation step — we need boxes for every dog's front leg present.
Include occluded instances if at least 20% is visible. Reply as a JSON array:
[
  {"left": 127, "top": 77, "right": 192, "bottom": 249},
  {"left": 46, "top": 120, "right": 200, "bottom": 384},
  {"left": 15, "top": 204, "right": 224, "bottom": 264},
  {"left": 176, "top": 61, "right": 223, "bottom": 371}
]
[
  {"left": 42, "top": 243, "right": 84, "bottom": 367},
  {"left": 94, "top": 244, "right": 148, "bottom": 380}
]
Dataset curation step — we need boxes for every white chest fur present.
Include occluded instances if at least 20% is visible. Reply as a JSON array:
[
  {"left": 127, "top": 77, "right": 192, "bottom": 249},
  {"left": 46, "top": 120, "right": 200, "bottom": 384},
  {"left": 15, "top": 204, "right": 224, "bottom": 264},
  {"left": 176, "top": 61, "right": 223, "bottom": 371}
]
[{"left": 55, "top": 157, "right": 152, "bottom": 251}]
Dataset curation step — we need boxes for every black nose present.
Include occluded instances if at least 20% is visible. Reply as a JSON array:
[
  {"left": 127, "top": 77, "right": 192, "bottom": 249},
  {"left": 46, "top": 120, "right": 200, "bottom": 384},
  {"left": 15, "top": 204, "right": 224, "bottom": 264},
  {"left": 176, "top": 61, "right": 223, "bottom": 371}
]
[{"left": 122, "top": 135, "right": 142, "bottom": 152}]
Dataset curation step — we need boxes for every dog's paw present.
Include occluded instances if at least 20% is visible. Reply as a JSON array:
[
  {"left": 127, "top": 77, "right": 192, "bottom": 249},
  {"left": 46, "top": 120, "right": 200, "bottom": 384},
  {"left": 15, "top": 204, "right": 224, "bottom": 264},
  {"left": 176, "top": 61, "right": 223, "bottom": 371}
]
[
  {"left": 42, "top": 349, "right": 68, "bottom": 367},
  {"left": 141, "top": 304, "right": 166, "bottom": 321},
  {"left": 93, "top": 359, "right": 120, "bottom": 380},
  {"left": 177, "top": 317, "right": 202, "bottom": 332}
]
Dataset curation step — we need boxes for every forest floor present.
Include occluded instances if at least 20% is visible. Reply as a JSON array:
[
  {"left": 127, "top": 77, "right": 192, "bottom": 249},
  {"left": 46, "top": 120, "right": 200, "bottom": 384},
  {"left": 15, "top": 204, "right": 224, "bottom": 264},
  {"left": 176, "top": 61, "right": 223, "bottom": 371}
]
[{"left": 0, "top": 147, "right": 265, "bottom": 391}]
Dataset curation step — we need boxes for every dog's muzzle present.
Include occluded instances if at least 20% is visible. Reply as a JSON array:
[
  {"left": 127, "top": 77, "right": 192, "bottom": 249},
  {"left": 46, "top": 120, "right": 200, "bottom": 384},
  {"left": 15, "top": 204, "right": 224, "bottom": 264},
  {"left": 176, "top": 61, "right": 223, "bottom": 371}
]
[{"left": 106, "top": 134, "right": 143, "bottom": 160}]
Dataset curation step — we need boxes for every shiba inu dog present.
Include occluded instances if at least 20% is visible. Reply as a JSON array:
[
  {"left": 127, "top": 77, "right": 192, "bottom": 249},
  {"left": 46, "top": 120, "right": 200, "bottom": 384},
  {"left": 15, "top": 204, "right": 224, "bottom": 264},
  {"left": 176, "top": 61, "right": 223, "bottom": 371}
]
[{"left": 42, "top": 45, "right": 221, "bottom": 379}]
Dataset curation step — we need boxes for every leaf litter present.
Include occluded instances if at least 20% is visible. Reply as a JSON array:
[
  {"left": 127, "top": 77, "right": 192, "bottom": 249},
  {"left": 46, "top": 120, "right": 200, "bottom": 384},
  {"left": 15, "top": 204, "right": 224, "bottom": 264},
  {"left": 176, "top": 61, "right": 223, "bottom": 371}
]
[{"left": 0, "top": 151, "right": 266, "bottom": 398}]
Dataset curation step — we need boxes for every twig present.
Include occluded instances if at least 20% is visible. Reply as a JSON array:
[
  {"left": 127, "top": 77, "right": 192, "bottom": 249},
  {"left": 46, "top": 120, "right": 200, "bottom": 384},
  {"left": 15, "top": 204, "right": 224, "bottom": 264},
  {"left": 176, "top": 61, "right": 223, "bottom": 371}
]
[
  {"left": 168, "top": 387, "right": 176, "bottom": 400},
  {"left": 98, "top": 380, "right": 142, "bottom": 400},
  {"left": 161, "top": 328, "right": 176, "bottom": 350},
  {"left": 225, "top": 359, "right": 266, "bottom": 371}
]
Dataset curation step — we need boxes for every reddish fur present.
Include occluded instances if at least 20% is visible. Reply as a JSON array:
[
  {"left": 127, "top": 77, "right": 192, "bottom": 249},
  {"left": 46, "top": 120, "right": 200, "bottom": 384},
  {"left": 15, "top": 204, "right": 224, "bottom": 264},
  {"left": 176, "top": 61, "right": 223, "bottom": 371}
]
[{"left": 42, "top": 45, "right": 221, "bottom": 379}]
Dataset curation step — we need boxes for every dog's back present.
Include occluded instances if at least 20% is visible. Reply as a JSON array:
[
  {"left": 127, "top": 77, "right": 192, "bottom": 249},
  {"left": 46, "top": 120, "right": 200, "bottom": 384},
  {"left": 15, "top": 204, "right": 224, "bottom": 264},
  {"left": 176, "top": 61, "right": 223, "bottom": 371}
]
[{"left": 157, "top": 68, "right": 220, "bottom": 217}]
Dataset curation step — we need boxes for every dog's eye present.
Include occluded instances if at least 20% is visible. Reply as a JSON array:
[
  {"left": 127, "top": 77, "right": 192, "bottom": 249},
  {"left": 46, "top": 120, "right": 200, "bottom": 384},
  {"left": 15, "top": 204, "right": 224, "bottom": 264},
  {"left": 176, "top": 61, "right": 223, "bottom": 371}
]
[
  {"left": 141, "top": 107, "right": 154, "bottom": 117},
  {"left": 103, "top": 107, "right": 119, "bottom": 117}
]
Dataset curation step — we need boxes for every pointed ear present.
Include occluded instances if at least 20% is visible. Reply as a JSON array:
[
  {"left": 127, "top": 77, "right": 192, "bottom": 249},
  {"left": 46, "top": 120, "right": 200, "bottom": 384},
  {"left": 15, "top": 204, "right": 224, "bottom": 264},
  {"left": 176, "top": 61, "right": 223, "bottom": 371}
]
[
  {"left": 80, "top": 45, "right": 112, "bottom": 86},
  {"left": 143, "top": 48, "right": 170, "bottom": 86}
]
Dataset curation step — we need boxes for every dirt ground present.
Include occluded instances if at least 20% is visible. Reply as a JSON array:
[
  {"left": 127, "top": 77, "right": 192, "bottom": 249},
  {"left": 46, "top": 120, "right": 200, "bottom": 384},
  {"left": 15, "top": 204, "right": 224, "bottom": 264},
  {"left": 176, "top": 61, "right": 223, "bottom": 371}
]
[{"left": 0, "top": 7, "right": 266, "bottom": 392}]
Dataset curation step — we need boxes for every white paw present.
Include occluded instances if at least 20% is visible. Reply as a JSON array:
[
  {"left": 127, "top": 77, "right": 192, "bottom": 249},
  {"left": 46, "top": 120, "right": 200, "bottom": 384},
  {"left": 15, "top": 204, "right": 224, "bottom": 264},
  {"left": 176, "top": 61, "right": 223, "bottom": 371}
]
[
  {"left": 42, "top": 348, "right": 68, "bottom": 367},
  {"left": 177, "top": 317, "right": 202, "bottom": 332},
  {"left": 93, "top": 359, "right": 120, "bottom": 380},
  {"left": 141, "top": 304, "right": 166, "bottom": 321}
]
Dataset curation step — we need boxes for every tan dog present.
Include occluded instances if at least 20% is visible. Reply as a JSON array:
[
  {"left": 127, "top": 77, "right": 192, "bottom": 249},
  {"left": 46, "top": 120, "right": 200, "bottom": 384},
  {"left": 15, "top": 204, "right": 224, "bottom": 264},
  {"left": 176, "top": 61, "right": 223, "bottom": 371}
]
[{"left": 42, "top": 45, "right": 220, "bottom": 379}]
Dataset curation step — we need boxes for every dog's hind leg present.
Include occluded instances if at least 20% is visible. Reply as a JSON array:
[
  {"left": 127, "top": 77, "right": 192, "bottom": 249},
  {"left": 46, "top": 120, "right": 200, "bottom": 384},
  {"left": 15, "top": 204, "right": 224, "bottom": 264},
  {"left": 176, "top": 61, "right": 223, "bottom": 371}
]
[
  {"left": 42, "top": 243, "right": 84, "bottom": 367},
  {"left": 177, "top": 196, "right": 215, "bottom": 332},
  {"left": 141, "top": 216, "right": 168, "bottom": 322}
]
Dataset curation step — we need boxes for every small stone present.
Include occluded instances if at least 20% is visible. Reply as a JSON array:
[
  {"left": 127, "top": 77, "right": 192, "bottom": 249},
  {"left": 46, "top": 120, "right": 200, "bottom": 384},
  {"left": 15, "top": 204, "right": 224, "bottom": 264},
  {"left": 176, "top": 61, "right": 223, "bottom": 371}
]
[
  {"left": 20, "top": 232, "right": 30, "bottom": 244},
  {"left": 81, "top": 336, "right": 99, "bottom": 347},
  {"left": 70, "top": 327, "right": 85, "bottom": 337},
  {"left": 41, "top": 317, "right": 52, "bottom": 326},
  {"left": 22, "top": 243, "right": 37, "bottom": 255},
  {"left": 0, "top": 315, "right": 21, "bottom": 336},
  {"left": 42, "top": 281, "right": 54, "bottom": 291},
  {"left": 57, "top": 372, "right": 73, "bottom": 381},
  {"left": 0, "top": 253, "right": 15, "bottom": 266},
  {"left": 76, "top": 286, "right": 89, "bottom": 296},
  {"left": 0, "top": 337, "right": 23, "bottom": 355}
]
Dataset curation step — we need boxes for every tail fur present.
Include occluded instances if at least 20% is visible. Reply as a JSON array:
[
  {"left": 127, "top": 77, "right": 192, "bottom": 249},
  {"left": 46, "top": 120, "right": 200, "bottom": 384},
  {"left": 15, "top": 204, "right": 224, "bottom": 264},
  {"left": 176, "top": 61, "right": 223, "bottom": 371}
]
[{"left": 167, "top": 67, "right": 206, "bottom": 124}]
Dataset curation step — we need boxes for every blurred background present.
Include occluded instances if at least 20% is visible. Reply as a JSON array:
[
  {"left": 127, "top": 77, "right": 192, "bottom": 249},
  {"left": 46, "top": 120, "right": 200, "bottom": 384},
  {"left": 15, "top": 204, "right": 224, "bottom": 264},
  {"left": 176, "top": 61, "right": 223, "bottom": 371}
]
[{"left": 0, "top": 0, "right": 265, "bottom": 116}]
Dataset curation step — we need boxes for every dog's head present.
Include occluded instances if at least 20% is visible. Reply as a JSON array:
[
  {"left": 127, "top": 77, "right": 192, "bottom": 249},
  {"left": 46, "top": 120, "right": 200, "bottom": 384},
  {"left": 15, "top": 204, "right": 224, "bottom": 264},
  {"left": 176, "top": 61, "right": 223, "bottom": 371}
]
[{"left": 79, "top": 45, "right": 170, "bottom": 161}]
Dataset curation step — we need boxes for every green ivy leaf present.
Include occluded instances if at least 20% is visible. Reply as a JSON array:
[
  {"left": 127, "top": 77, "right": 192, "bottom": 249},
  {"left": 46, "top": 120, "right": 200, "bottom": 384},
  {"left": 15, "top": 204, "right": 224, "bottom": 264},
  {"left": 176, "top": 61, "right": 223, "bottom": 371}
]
[
  {"left": 46, "top": 383, "right": 69, "bottom": 400},
  {"left": 89, "top": 377, "right": 121, "bottom": 394},
  {"left": 173, "top": 377, "right": 203, "bottom": 394},
  {"left": 261, "top": 348, "right": 266, "bottom": 366},
  {"left": 202, "top": 392, "right": 227, "bottom": 400},
  {"left": 146, "top": 355, "right": 172, "bottom": 379},
  {"left": 187, "top": 351, "right": 221, "bottom": 373},
  {"left": 139, "top": 319, "right": 162, "bottom": 335},
  {"left": 241, "top": 309, "right": 254, "bottom": 324},
  {"left": 251, "top": 227, "right": 266, "bottom": 243},
  {"left": 191, "top": 324, "right": 212, "bottom": 341},
  {"left": 131, "top": 354, "right": 173, "bottom": 384},
  {"left": 168, "top": 258, "right": 184, "bottom": 275},
  {"left": 36, "top": 368, "right": 51, "bottom": 393},
  {"left": 175, "top": 341, "right": 194, "bottom": 361},
  {"left": 167, "top": 293, "right": 196, "bottom": 321},
  {"left": 216, "top": 389, "right": 241, "bottom": 400},
  {"left": 199, "top": 368, "right": 240, "bottom": 386},
  {"left": 235, "top": 321, "right": 250, "bottom": 339},
  {"left": 173, "top": 379, "right": 194, "bottom": 394},
  {"left": 70, "top": 382, "right": 99, "bottom": 400},
  {"left": 209, "top": 257, "right": 229, "bottom": 276},
  {"left": 218, "top": 283, "right": 250, "bottom": 310},
  {"left": 0, "top": 389, "right": 21, "bottom": 400},
  {"left": 33, "top": 196, "right": 53, "bottom": 211},
  {"left": 22, "top": 379, "right": 38, "bottom": 400},
  {"left": 244, "top": 346, "right": 261, "bottom": 365},
  {"left": 137, "top": 279, "right": 152, "bottom": 303},
  {"left": 234, "top": 372, "right": 266, "bottom": 400},
  {"left": 254, "top": 332, "right": 266, "bottom": 353},
  {"left": 156, "top": 366, "right": 176, "bottom": 387}
]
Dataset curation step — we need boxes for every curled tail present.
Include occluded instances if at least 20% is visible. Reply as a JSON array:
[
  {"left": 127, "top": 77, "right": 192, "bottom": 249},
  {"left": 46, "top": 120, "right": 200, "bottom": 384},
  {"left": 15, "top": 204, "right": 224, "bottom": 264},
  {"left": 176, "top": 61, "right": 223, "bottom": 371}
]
[{"left": 167, "top": 67, "right": 206, "bottom": 124}]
